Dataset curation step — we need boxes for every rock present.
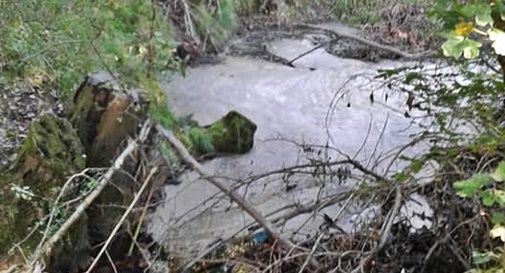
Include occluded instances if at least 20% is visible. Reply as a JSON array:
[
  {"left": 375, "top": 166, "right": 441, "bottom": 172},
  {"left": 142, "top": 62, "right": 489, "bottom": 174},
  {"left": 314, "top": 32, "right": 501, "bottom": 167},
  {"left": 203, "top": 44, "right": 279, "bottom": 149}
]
[
  {"left": 175, "top": 111, "right": 257, "bottom": 156},
  {"left": 0, "top": 113, "right": 88, "bottom": 271},
  {"left": 206, "top": 111, "right": 257, "bottom": 154}
]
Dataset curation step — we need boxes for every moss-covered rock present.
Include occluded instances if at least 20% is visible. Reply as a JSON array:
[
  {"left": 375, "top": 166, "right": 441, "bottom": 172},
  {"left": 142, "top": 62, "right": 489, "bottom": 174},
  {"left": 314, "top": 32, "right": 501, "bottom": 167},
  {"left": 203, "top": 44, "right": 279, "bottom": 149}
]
[
  {"left": 206, "top": 111, "right": 257, "bottom": 154},
  {"left": 175, "top": 111, "right": 257, "bottom": 156},
  {"left": 1, "top": 73, "right": 152, "bottom": 272},
  {"left": 0, "top": 113, "right": 88, "bottom": 270},
  {"left": 15, "top": 114, "right": 86, "bottom": 186}
]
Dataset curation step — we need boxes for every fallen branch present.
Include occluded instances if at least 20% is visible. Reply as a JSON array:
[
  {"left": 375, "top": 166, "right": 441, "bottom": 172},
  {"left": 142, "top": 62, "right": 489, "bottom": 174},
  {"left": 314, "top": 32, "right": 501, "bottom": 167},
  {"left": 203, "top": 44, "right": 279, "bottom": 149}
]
[
  {"left": 178, "top": 189, "right": 354, "bottom": 272},
  {"left": 292, "top": 24, "right": 432, "bottom": 60},
  {"left": 30, "top": 120, "right": 152, "bottom": 269},
  {"left": 85, "top": 166, "right": 158, "bottom": 273},
  {"left": 287, "top": 43, "right": 326, "bottom": 66},
  {"left": 156, "top": 125, "right": 297, "bottom": 251}
]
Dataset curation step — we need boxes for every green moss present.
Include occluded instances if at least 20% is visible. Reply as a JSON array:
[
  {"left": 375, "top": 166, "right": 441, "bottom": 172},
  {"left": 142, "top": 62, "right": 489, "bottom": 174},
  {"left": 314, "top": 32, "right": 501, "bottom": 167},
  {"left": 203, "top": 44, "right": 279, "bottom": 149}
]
[
  {"left": 150, "top": 104, "right": 176, "bottom": 129},
  {"left": 168, "top": 111, "right": 256, "bottom": 156},
  {"left": 189, "top": 127, "right": 215, "bottom": 155},
  {"left": 0, "top": 174, "right": 21, "bottom": 253},
  {"left": 206, "top": 111, "right": 257, "bottom": 154},
  {"left": 0, "top": 113, "right": 86, "bottom": 255},
  {"left": 15, "top": 114, "right": 86, "bottom": 191}
]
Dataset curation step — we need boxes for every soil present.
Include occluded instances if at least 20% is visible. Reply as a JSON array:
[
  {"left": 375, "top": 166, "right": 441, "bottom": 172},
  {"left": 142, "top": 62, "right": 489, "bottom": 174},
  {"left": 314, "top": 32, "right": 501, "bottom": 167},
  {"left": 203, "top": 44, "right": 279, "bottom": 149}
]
[{"left": 0, "top": 84, "right": 64, "bottom": 170}]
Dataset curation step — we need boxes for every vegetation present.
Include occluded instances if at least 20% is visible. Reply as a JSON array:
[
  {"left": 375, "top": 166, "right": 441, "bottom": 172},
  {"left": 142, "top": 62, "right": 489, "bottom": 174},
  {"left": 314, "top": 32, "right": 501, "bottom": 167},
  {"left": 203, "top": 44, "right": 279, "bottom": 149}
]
[
  {"left": 0, "top": 0, "right": 179, "bottom": 96},
  {"left": 366, "top": 1, "right": 505, "bottom": 272},
  {"left": 7, "top": 0, "right": 505, "bottom": 272}
]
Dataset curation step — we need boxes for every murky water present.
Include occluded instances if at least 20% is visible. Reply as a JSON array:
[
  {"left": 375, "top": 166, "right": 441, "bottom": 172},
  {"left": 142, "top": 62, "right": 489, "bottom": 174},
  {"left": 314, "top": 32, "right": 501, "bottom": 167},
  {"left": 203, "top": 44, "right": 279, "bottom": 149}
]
[{"left": 148, "top": 27, "right": 434, "bottom": 255}]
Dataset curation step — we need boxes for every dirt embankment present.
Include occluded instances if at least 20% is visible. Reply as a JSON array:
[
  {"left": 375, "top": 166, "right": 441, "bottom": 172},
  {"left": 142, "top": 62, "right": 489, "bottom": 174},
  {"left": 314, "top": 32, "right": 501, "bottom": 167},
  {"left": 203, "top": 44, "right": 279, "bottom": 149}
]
[{"left": 168, "top": 2, "right": 438, "bottom": 66}]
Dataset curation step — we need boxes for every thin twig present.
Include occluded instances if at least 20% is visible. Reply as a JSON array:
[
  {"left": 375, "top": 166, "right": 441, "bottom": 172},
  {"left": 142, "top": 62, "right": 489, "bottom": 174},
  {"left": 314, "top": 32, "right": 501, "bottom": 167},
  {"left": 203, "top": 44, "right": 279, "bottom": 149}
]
[
  {"left": 85, "top": 166, "right": 158, "bottom": 273},
  {"left": 128, "top": 182, "right": 156, "bottom": 256},
  {"left": 32, "top": 169, "right": 98, "bottom": 260},
  {"left": 350, "top": 185, "right": 402, "bottom": 273},
  {"left": 287, "top": 43, "right": 326, "bottom": 66},
  {"left": 105, "top": 250, "right": 119, "bottom": 273}
]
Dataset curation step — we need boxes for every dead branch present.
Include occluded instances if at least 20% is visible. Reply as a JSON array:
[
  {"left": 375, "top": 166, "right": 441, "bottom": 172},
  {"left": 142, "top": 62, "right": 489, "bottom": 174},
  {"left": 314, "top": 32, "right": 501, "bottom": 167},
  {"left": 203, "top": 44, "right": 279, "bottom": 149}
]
[
  {"left": 33, "top": 168, "right": 102, "bottom": 259},
  {"left": 128, "top": 180, "right": 156, "bottom": 256},
  {"left": 297, "top": 233, "right": 325, "bottom": 273}
]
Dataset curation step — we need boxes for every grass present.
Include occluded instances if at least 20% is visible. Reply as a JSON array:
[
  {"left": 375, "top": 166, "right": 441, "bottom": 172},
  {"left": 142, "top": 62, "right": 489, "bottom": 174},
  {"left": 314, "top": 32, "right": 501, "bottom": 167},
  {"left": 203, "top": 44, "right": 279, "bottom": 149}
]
[{"left": 0, "top": 0, "right": 178, "bottom": 98}]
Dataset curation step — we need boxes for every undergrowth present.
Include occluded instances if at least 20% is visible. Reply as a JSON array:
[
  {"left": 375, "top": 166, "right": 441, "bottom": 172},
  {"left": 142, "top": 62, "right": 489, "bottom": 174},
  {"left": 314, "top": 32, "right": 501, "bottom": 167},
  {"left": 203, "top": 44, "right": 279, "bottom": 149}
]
[{"left": 0, "top": 0, "right": 180, "bottom": 101}]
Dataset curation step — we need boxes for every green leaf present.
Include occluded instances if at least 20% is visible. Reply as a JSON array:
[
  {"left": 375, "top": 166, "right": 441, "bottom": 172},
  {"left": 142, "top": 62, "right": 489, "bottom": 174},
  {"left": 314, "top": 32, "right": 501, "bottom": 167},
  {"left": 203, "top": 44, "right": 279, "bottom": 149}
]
[
  {"left": 491, "top": 161, "right": 505, "bottom": 182},
  {"left": 463, "top": 46, "right": 479, "bottom": 59},
  {"left": 472, "top": 251, "right": 493, "bottom": 265},
  {"left": 442, "top": 36, "right": 481, "bottom": 59},
  {"left": 476, "top": 12, "right": 493, "bottom": 27},
  {"left": 481, "top": 191, "right": 498, "bottom": 207},
  {"left": 453, "top": 174, "right": 492, "bottom": 198},
  {"left": 442, "top": 36, "right": 465, "bottom": 58},
  {"left": 460, "top": 3, "right": 493, "bottom": 26},
  {"left": 488, "top": 28, "right": 505, "bottom": 56},
  {"left": 493, "top": 1, "right": 505, "bottom": 20},
  {"left": 493, "top": 189, "right": 505, "bottom": 206},
  {"left": 491, "top": 213, "right": 505, "bottom": 226}
]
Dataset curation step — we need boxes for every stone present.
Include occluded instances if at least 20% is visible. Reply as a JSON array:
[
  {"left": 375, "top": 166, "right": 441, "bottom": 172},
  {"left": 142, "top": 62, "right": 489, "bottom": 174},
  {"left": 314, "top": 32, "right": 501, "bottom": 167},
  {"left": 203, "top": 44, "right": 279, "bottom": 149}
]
[{"left": 206, "top": 111, "right": 257, "bottom": 154}]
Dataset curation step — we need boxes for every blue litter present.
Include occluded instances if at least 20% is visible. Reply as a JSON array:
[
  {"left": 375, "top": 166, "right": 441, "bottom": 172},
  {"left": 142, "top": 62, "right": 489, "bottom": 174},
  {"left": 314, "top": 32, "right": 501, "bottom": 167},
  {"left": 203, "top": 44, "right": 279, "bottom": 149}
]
[{"left": 252, "top": 228, "right": 269, "bottom": 244}]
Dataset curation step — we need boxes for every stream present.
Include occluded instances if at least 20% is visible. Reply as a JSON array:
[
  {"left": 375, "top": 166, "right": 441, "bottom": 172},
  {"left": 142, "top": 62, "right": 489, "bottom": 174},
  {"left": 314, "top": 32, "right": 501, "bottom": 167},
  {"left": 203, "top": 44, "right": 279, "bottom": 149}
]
[{"left": 148, "top": 23, "right": 436, "bottom": 255}]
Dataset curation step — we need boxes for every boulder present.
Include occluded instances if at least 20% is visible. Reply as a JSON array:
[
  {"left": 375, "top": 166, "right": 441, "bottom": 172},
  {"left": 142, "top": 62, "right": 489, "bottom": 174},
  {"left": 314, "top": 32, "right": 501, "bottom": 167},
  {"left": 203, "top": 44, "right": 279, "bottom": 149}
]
[
  {"left": 177, "top": 111, "right": 257, "bottom": 156},
  {"left": 206, "top": 110, "right": 257, "bottom": 154}
]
